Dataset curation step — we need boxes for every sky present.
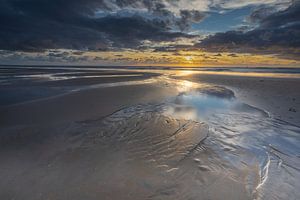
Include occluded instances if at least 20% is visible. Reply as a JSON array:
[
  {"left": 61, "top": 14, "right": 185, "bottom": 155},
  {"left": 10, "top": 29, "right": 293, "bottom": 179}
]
[{"left": 0, "top": 0, "right": 299, "bottom": 67}]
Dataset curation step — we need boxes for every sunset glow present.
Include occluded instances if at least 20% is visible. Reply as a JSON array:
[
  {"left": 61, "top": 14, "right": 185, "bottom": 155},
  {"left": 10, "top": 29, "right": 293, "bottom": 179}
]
[{"left": 0, "top": 0, "right": 299, "bottom": 67}]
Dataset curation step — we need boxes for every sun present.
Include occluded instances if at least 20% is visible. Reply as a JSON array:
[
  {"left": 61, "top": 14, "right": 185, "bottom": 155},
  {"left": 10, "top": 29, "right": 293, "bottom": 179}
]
[{"left": 184, "top": 56, "right": 194, "bottom": 64}]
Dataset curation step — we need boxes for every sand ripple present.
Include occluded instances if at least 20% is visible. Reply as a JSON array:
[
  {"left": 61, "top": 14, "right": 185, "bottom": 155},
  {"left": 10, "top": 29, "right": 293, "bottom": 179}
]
[{"left": 1, "top": 81, "right": 300, "bottom": 200}]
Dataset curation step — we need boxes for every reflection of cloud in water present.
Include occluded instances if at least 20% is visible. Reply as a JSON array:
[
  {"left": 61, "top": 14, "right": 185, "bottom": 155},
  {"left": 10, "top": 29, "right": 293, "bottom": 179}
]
[
  {"left": 12, "top": 73, "right": 144, "bottom": 81},
  {"left": 169, "top": 89, "right": 267, "bottom": 120},
  {"left": 165, "top": 86, "right": 300, "bottom": 199}
]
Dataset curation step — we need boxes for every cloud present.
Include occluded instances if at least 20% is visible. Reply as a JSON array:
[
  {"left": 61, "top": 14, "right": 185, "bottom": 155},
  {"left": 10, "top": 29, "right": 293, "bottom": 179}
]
[
  {"left": 0, "top": 0, "right": 297, "bottom": 66},
  {"left": 177, "top": 10, "right": 206, "bottom": 30},
  {"left": 1, "top": 0, "right": 292, "bottom": 52},
  {"left": 0, "top": 0, "right": 206, "bottom": 52},
  {"left": 198, "top": 0, "right": 300, "bottom": 59},
  {"left": 211, "top": 0, "right": 291, "bottom": 9},
  {"left": 228, "top": 53, "right": 238, "bottom": 57},
  {"left": 0, "top": 12, "right": 193, "bottom": 51}
]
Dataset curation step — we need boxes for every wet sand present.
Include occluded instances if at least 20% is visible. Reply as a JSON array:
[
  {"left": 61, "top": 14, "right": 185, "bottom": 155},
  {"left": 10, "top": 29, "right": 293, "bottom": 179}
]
[
  {"left": 0, "top": 83, "right": 176, "bottom": 126},
  {"left": 0, "top": 67, "right": 158, "bottom": 106},
  {"left": 0, "top": 67, "right": 300, "bottom": 200}
]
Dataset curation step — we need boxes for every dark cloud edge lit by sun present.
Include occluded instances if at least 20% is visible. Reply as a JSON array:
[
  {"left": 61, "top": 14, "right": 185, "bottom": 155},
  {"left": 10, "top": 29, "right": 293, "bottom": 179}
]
[{"left": 0, "top": 0, "right": 299, "bottom": 67}]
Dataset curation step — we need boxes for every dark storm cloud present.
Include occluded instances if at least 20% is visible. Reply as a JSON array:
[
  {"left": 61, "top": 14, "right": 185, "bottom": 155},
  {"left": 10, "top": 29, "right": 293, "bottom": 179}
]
[
  {"left": 177, "top": 10, "right": 206, "bottom": 30},
  {"left": 0, "top": 0, "right": 201, "bottom": 52},
  {"left": 198, "top": 1, "right": 300, "bottom": 58},
  {"left": 247, "top": 6, "right": 279, "bottom": 23}
]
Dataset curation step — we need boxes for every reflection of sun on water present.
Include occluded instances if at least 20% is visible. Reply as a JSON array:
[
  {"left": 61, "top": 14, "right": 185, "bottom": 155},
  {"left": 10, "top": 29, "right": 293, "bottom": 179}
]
[
  {"left": 174, "top": 70, "right": 195, "bottom": 77},
  {"left": 176, "top": 80, "right": 197, "bottom": 93}
]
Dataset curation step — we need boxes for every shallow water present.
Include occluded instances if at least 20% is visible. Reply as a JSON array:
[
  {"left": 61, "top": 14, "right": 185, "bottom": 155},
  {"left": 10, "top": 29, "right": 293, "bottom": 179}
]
[
  {"left": 0, "top": 67, "right": 150, "bottom": 106},
  {"left": 58, "top": 82, "right": 300, "bottom": 200},
  {"left": 0, "top": 68, "right": 300, "bottom": 199},
  {"left": 170, "top": 87, "right": 300, "bottom": 199},
  {"left": 1, "top": 66, "right": 299, "bottom": 106}
]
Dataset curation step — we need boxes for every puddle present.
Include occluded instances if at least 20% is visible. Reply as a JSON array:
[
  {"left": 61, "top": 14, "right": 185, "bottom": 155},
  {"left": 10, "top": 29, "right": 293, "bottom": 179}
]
[
  {"left": 167, "top": 91, "right": 265, "bottom": 120},
  {"left": 164, "top": 86, "right": 300, "bottom": 200}
]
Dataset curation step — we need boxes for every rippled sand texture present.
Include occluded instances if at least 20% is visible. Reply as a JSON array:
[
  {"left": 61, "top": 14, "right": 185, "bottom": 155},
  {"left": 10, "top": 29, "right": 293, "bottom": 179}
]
[
  {"left": 0, "top": 103, "right": 256, "bottom": 199},
  {"left": 0, "top": 104, "right": 207, "bottom": 199},
  {"left": 2, "top": 94, "right": 299, "bottom": 200},
  {"left": 0, "top": 72, "right": 300, "bottom": 200}
]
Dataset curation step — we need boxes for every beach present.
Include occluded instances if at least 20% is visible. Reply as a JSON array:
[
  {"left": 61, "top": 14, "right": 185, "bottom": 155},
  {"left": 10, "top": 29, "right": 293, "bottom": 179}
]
[{"left": 0, "top": 66, "right": 300, "bottom": 200}]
